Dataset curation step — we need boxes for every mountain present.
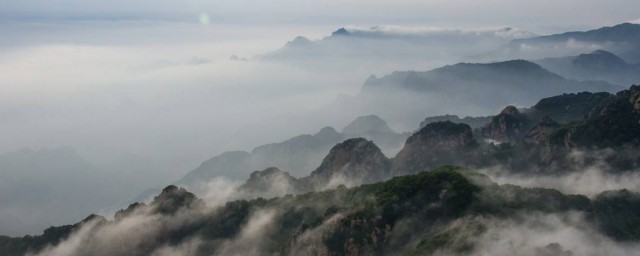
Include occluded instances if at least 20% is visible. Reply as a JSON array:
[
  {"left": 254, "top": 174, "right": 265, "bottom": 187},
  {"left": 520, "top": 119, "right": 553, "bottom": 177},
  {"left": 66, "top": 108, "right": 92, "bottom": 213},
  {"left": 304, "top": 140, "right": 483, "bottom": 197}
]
[
  {"left": 177, "top": 126, "right": 343, "bottom": 186},
  {"left": 239, "top": 138, "right": 392, "bottom": 196},
  {"left": 514, "top": 23, "right": 640, "bottom": 46},
  {"left": 361, "top": 60, "right": 619, "bottom": 113},
  {"left": 261, "top": 26, "right": 536, "bottom": 72},
  {"left": 145, "top": 116, "right": 408, "bottom": 198},
  {"left": 341, "top": 115, "right": 410, "bottom": 155},
  {"left": 510, "top": 23, "right": 640, "bottom": 63},
  {"left": 479, "top": 105, "right": 530, "bottom": 142},
  {"left": 392, "top": 121, "right": 477, "bottom": 176},
  {"left": 238, "top": 86, "right": 638, "bottom": 197},
  {"left": 526, "top": 91, "right": 615, "bottom": 123},
  {"left": 237, "top": 167, "right": 301, "bottom": 198},
  {"left": 393, "top": 86, "right": 639, "bottom": 176},
  {"left": 419, "top": 114, "right": 493, "bottom": 129},
  {"left": 536, "top": 50, "right": 640, "bottom": 86},
  {"left": 4, "top": 84, "right": 640, "bottom": 255},
  {"left": 548, "top": 86, "right": 640, "bottom": 149},
  {"left": 4, "top": 166, "right": 640, "bottom": 256},
  {"left": 523, "top": 116, "right": 561, "bottom": 144},
  {"left": 342, "top": 115, "right": 394, "bottom": 134},
  {"left": 304, "top": 138, "right": 391, "bottom": 187}
]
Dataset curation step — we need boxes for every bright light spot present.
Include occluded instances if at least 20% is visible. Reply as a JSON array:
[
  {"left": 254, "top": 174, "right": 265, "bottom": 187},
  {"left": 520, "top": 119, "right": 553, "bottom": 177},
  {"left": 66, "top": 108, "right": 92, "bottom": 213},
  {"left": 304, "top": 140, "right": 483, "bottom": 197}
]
[{"left": 199, "top": 14, "right": 210, "bottom": 25}]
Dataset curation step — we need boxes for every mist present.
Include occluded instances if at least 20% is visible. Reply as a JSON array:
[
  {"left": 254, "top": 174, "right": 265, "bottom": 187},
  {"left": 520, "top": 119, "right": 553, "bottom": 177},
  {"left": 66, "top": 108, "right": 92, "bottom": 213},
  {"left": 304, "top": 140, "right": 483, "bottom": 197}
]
[
  {"left": 462, "top": 213, "right": 640, "bottom": 256},
  {"left": 479, "top": 149, "right": 640, "bottom": 197},
  {"left": 0, "top": 19, "right": 547, "bottom": 236},
  {"left": 1, "top": 0, "right": 640, "bottom": 249}
]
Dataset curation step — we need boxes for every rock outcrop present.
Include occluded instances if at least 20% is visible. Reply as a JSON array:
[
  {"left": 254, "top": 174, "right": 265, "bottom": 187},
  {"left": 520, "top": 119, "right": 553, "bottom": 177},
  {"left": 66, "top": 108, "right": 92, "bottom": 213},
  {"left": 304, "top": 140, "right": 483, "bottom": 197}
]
[
  {"left": 392, "top": 121, "right": 476, "bottom": 175},
  {"left": 306, "top": 138, "right": 391, "bottom": 187},
  {"left": 480, "top": 106, "right": 528, "bottom": 142},
  {"left": 420, "top": 114, "right": 493, "bottom": 129},
  {"left": 239, "top": 167, "right": 300, "bottom": 198},
  {"left": 524, "top": 116, "right": 561, "bottom": 144},
  {"left": 151, "top": 185, "right": 204, "bottom": 215}
]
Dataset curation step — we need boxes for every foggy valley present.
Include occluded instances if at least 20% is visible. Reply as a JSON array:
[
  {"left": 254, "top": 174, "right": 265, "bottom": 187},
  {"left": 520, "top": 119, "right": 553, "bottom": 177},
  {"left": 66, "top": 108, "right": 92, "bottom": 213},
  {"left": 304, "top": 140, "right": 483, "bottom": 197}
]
[{"left": 1, "top": 0, "right": 640, "bottom": 255}]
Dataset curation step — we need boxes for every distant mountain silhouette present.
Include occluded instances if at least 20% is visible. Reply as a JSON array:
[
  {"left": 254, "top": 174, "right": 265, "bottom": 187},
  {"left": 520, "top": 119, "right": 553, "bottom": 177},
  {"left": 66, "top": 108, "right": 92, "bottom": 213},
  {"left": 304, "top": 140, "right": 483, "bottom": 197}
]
[
  {"left": 261, "top": 26, "right": 536, "bottom": 68},
  {"left": 513, "top": 23, "right": 640, "bottom": 45},
  {"left": 361, "top": 60, "right": 620, "bottom": 112},
  {"left": 511, "top": 23, "right": 640, "bottom": 62},
  {"left": 537, "top": 50, "right": 640, "bottom": 86},
  {"left": 135, "top": 115, "right": 408, "bottom": 199}
]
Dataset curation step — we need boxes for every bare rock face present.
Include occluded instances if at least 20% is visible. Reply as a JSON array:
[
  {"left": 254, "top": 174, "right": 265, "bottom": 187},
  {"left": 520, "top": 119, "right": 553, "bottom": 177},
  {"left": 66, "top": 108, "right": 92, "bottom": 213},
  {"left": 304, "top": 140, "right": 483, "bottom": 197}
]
[
  {"left": 524, "top": 116, "right": 561, "bottom": 144},
  {"left": 308, "top": 138, "right": 391, "bottom": 187},
  {"left": 617, "top": 84, "right": 640, "bottom": 113},
  {"left": 392, "top": 121, "right": 476, "bottom": 175},
  {"left": 480, "top": 105, "right": 528, "bottom": 142}
]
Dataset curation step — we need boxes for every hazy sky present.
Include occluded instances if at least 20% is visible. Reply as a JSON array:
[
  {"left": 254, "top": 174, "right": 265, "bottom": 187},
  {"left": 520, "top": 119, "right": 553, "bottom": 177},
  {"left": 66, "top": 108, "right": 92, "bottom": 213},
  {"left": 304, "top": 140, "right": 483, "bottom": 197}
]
[
  {"left": 1, "top": 0, "right": 639, "bottom": 175},
  {"left": 1, "top": 0, "right": 639, "bottom": 32}
]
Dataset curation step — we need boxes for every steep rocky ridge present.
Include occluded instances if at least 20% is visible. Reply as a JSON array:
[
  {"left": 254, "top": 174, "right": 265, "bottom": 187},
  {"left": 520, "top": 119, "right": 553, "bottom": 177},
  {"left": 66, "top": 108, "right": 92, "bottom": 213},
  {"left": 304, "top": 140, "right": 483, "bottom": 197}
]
[
  {"left": 392, "top": 121, "right": 477, "bottom": 175},
  {"left": 305, "top": 138, "right": 392, "bottom": 187}
]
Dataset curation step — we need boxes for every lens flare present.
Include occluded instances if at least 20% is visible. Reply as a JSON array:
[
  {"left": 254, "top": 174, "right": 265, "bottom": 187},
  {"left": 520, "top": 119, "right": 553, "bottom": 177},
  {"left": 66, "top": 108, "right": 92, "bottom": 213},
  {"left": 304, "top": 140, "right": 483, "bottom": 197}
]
[{"left": 199, "top": 14, "right": 210, "bottom": 25}]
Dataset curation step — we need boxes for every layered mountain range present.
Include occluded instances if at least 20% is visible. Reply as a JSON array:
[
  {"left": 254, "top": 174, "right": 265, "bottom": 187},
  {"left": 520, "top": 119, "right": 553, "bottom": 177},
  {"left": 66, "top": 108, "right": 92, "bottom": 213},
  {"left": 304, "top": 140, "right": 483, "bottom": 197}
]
[
  {"left": 4, "top": 84, "right": 640, "bottom": 255},
  {"left": 2, "top": 22, "right": 640, "bottom": 256},
  {"left": 132, "top": 115, "right": 409, "bottom": 200},
  {"left": 361, "top": 59, "right": 619, "bottom": 112},
  {"left": 510, "top": 22, "right": 640, "bottom": 62},
  {"left": 264, "top": 22, "right": 640, "bottom": 67},
  {"left": 260, "top": 23, "right": 640, "bottom": 128},
  {"left": 537, "top": 49, "right": 640, "bottom": 86}
]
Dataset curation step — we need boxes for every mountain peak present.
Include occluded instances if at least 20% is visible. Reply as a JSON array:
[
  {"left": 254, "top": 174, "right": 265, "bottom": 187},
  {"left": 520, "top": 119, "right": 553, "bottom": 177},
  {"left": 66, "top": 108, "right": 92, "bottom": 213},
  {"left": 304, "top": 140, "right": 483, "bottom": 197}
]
[
  {"left": 487, "top": 59, "right": 543, "bottom": 70},
  {"left": 412, "top": 121, "right": 475, "bottom": 142},
  {"left": 572, "top": 49, "right": 627, "bottom": 69},
  {"left": 438, "top": 60, "right": 551, "bottom": 77},
  {"left": 315, "top": 126, "right": 341, "bottom": 139},
  {"left": 80, "top": 214, "right": 107, "bottom": 225},
  {"left": 500, "top": 105, "right": 521, "bottom": 115},
  {"left": 481, "top": 106, "right": 528, "bottom": 142},
  {"left": 248, "top": 167, "right": 291, "bottom": 179},
  {"left": 392, "top": 121, "right": 475, "bottom": 175},
  {"left": 342, "top": 115, "right": 394, "bottom": 134},
  {"left": 331, "top": 28, "right": 350, "bottom": 36},
  {"left": 285, "top": 36, "right": 314, "bottom": 48},
  {"left": 151, "top": 185, "right": 203, "bottom": 214},
  {"left": 590, "top": 49, "right": 619, "bottom": 56},
  {"left": 239, "top": 167, "right": 300, "bottom": 197},
  {"left": 309, "top": 138, "right": 391, "bottom": 184}
]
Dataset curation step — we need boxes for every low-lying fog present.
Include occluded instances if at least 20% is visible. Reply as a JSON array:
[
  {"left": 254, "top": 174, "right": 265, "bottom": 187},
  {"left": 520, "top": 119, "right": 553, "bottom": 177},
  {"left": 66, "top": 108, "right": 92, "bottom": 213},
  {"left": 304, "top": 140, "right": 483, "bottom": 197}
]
[{"left": 1, "top": 2, "right": 640, "bottom": 235}]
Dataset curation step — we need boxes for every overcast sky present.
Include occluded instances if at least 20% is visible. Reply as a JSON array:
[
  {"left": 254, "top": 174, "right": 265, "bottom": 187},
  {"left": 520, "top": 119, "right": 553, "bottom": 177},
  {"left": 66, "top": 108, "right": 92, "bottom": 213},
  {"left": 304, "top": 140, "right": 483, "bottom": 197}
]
[
  {"left": 1, "top": 0, "right": 639, "bottom": 169},
  {"left": 1, "top": 0, "right": 639, "bottom": 32}
]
